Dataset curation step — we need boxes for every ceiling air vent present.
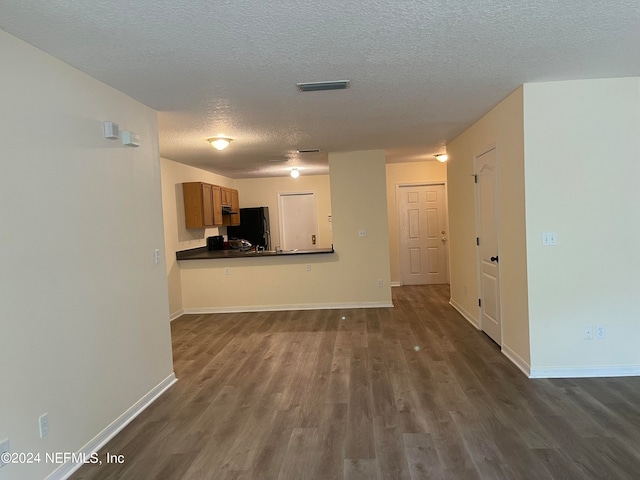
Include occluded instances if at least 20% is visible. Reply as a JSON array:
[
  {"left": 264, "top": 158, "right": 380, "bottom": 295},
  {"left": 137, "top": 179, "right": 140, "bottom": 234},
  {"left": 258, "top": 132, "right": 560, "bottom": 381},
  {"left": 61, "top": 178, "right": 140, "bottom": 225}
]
[
  {"left": 297, "top": 149, "right": 321, "bottom": 153},
  {"left": 296, "top": 80, "right": 350, "bottom": 92}
]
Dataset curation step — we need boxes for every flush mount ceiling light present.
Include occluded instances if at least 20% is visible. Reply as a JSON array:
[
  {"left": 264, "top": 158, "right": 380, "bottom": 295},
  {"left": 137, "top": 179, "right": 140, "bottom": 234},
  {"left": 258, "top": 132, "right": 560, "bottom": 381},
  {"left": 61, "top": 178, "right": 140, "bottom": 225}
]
[
  {"left": 296, "top": 80, "right": 350, "bottom": 92},
  {"left": 435, "top": 154, "right": 448, "bottom": 163},
  {"left": 290, "top": 168, "right": 300, "bottom": 178},
  {"left": 208, "top": 137, "right": 232, "bottom": 150}
]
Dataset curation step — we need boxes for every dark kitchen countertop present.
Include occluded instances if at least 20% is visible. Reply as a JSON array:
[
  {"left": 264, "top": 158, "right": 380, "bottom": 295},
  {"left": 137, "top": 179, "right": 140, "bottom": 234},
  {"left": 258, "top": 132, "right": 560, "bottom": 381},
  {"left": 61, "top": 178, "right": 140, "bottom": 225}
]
[{"left": 176, "top": 245, "right": 335, "bottom": 260}]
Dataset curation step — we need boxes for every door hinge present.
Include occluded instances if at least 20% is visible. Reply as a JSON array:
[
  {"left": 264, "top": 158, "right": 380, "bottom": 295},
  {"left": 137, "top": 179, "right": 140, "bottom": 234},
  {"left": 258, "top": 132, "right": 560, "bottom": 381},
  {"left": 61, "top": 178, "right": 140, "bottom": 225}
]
[
  {"left": 478, "top": 298, "right": 482, "bottom": 307},
  {"left": 476, "top": 237, "right": 479, "bottom": 246},
  {"left": 474, "top": 174, "right": 478, "bottom": 184}
]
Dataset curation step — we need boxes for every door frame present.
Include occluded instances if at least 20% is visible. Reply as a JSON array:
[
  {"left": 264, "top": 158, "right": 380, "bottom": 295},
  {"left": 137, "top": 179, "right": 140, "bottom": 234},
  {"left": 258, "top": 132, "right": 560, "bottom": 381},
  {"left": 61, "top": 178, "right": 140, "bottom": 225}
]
[
  {"left": 396, "top": 181, "right": 450, "bottom": 286},
  {"left": 473, "top": 143, "right": 503, "bottom": 345},
  {"left": 277, "top": 191, "right": 318, "bottom": 250}
]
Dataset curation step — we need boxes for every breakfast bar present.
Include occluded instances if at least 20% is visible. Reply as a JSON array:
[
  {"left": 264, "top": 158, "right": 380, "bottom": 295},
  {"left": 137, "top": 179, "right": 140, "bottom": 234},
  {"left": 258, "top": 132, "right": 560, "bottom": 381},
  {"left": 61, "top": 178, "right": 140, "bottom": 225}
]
[{"left": 176, "top": 245, "right": 335, "bottom": 261}]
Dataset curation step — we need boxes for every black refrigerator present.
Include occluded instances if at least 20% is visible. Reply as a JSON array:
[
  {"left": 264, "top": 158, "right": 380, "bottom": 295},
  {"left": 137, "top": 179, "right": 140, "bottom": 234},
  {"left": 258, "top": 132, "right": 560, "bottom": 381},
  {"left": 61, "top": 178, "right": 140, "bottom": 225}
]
[{"left": 226, "top": 207, "right": 270, "bottom": 250}]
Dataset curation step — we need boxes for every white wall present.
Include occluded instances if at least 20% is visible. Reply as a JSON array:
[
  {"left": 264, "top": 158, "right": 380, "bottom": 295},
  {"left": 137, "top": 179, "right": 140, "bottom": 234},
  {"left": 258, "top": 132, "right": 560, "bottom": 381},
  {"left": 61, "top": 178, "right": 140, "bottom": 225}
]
[
  {"left": 160, "top": 157, "right": 236, "bottom": 318},
  {"left": 524, "top": 78, "right": 640, "bottom": 376},
  {"left": 0, "top": 31, "right": 174, "bottom": 480},
  {"left": 179, "top": 150, "right": 392, "bottom": 311},
  {"left": 385, "top": 161, "right": 447, "bottom": 285}
]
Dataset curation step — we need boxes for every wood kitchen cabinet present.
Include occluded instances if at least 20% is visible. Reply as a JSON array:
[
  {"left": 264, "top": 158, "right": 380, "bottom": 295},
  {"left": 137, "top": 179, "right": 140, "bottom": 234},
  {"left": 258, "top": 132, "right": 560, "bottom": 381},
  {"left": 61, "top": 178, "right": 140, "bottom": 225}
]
[
  {"left": 183, "top": 182, "right": 238, "bottom": 228},
  {"left": 183, "top": 182, "right": 223, "bottom": 228},
  {"left": 212, "top": 185, "right": 223, "bottom": 226},
  {"left": 223, "top": 188, "right": 241, "bottom": 226},
  {"left": 221, "top": 187, "right": 233, "bottom": 206}
]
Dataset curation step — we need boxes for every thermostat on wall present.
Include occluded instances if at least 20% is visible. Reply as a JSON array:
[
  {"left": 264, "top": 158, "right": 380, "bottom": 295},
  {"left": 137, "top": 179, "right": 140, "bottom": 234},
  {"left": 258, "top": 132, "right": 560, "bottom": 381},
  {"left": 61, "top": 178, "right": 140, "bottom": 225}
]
[{"left": 121, "top": 131, "right": 140, "bottom": 147}]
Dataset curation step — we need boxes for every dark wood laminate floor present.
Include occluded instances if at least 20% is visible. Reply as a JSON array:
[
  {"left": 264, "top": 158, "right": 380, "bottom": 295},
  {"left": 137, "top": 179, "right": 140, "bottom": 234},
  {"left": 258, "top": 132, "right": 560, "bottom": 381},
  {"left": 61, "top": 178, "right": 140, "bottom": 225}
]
[{"left": 72, "top": 285, "right": 640, "bottom": 480}]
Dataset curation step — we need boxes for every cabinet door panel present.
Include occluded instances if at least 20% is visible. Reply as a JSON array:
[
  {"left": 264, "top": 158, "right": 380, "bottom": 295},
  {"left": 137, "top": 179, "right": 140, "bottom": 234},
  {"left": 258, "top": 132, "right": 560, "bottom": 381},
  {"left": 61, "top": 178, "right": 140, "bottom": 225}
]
[
  {"left": 183, "top": 182, "right": 204, "bottom": 228},
  {"left": 202, "top": 183, "right": 214, "bottom": 227},
  {"left": 213, "top": 185, "right": 223, "bottom": 226},
  {"left": 230, "top": 189, "right": 240, "bottom": 226}
]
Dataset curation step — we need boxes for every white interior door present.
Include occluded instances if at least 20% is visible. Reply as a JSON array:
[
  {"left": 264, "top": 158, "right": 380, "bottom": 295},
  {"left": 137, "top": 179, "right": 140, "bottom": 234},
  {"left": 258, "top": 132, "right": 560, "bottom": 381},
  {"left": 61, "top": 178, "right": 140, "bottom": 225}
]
[
  {"left": 399, "top": 184, "right": 449, "bottom": 285},
  {"left": 278, "top": 192, "right": 318, "bottom": 250},
  {"left": 476, "top": 148, "right": 501, "bottom": 345}
]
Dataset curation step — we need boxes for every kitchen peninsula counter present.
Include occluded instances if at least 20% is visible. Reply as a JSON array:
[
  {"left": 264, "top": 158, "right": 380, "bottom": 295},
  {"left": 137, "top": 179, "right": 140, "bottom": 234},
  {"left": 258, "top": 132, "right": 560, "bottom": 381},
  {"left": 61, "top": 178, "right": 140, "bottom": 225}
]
[{"left": 176, "top": 245, "right": 335, "bottom": 261}]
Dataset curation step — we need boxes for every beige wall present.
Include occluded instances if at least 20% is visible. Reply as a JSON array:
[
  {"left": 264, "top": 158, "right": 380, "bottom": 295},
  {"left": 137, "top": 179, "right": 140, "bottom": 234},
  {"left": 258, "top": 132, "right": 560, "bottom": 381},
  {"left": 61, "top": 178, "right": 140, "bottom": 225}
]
[
  {"left": 523, "top": 78, "right": 640, "bottom": 375},
  {"left": 447, "top": 86, "right": 530, "bottom": 370},
  {"left": 179, "top": 150, "right": 392, "bottom": 311},
  {"left": 235, "top": 175, "right": 333, "bottom": 249},
  {"left": 329, "top": 150, "right": 392, "bottom": 300},
  {"left": 385, "top": 161, "right": 447, "bottom": 285},
  {"left": 160, "top": 158, "right": 236, "bottom": 317},
  {"left": 0, "top": 31, "right": 174, "bottom": 480}
]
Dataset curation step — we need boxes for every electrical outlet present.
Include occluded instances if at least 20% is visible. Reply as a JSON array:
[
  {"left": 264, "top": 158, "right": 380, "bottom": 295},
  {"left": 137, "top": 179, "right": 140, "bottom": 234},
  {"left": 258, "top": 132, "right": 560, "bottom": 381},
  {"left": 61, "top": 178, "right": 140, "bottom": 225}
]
[
  {"left": 0, "top": 438, "right": 9, "bottom": 468},
  {"left": 358, "top": 229, "right": 367, "bottom": 238},
  {"left": 377, "top": 279, "right": 383, "bottom": 288},
  {"left": 596, "top": 325, "right": 606, "bottom": 339},
  {"left": 154, "top": 249, "right": 160, "bottom": 264},
  {"left": 584, "top": 326, "right": 593, "bottom": 340},
  {"left": 39, "top": 413, "right": 49, "bottom": 438},
  {"left": 224, "top": 267, "right": 231, "bottom": 275},
  {"left": 306, "top": 264, "right": 311, "bottom": 271}
]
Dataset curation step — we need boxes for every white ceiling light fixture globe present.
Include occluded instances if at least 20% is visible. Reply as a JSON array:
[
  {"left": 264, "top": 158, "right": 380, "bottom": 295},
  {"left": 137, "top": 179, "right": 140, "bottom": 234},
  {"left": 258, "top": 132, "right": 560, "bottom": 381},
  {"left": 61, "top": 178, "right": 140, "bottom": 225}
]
[
  {"left": 290, "top": 168, "right": 300, "bottom": 178},
  {"left": 208, "top": 137, "right": 232, "bottom": 150},
  {"left": 435, "top": 154, "right": 448, "bottom": 162}
]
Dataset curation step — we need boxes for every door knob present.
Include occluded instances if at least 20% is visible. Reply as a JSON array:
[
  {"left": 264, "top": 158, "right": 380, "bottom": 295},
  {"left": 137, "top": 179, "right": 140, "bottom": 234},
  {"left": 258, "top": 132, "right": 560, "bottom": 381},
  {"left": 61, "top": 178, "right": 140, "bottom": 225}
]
[{"left": 490, "top": 256, "right": 499, "bottom": 263}]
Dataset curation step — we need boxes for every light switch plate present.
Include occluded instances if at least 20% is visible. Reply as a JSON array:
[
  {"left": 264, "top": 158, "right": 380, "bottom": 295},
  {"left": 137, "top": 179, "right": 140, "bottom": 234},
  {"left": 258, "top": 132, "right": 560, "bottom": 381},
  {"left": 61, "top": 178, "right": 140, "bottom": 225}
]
[
  {"left": 542, "top": 232, "right": 557, "bottom": 246},
  {"left": 584, "top": 325, "right": 593, "bottom": 340}
]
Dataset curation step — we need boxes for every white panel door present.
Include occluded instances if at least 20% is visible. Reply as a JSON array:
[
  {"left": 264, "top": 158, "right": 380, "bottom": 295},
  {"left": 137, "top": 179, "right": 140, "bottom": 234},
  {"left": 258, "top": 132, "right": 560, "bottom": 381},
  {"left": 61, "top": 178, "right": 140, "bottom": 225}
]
[
  {"left": 476, "top": 148, "right": 501, "bottom": 345},
  {"left": 278, "top": 192, "right": 318, "bottom": 250},
  {"left": 399, "top": 184, "right": 448, "bottom": 285}
]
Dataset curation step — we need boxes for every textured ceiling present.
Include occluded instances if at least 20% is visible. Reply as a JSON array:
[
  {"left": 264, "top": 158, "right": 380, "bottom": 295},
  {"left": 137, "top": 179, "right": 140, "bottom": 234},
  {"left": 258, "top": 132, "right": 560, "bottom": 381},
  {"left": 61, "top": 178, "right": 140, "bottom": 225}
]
[{"left": 2, "top": 0, "right": 639, "bottom": 178}]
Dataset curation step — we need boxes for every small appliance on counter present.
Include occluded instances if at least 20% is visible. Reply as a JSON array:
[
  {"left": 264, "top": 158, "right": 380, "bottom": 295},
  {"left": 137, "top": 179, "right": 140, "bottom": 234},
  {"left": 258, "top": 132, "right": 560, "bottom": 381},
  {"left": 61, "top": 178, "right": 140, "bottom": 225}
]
[
  {"left": 206, "top": 235, "right": 225, "bottom": 250},
  {"left": 228, "top": 238, "right": 252, "bottom": 251}
]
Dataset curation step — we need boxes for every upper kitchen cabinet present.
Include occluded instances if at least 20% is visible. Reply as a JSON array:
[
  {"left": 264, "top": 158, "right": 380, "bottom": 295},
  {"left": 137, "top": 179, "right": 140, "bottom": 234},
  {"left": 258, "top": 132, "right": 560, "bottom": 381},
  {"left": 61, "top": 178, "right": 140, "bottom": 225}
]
[
  {"left": 222, "top": 188, "right": 241, "bottom": 226},
  {"left": 183, "top": 182, "right": 222, "bottom": 228},
  {"left": 182, "top": 182, "right": 238, "bottom": 228},
  {"left": 212, "top": 185, "right": 223, "bottom": 226},
  {"left": 221, "top": 187, "right": 232, "bottom": 206}
]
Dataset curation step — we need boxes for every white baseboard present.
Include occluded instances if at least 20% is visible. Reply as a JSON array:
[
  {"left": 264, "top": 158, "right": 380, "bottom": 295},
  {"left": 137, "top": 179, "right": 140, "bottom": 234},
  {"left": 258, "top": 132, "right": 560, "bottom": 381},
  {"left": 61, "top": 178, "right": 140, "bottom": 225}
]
[
  {"left": 501, "top": 343, "right": 531, "bottom": 377},
  {"left": 169, "top": 308, "right": 184, "bottom": 322},
  {"left": 449, "top": 299, "right": 479, "bottom": 329},
  {"left": 529, "top": 365, "right": 640, "bottom": 379},
  {"left": 46, "top": 373, "right": 177, "bottom": 480},
  {"left": 390, "top": 281, "right": 402, "bottom": 287},
  {"left": 184, "top": 301, "right": 394, "bottom": 314}
]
